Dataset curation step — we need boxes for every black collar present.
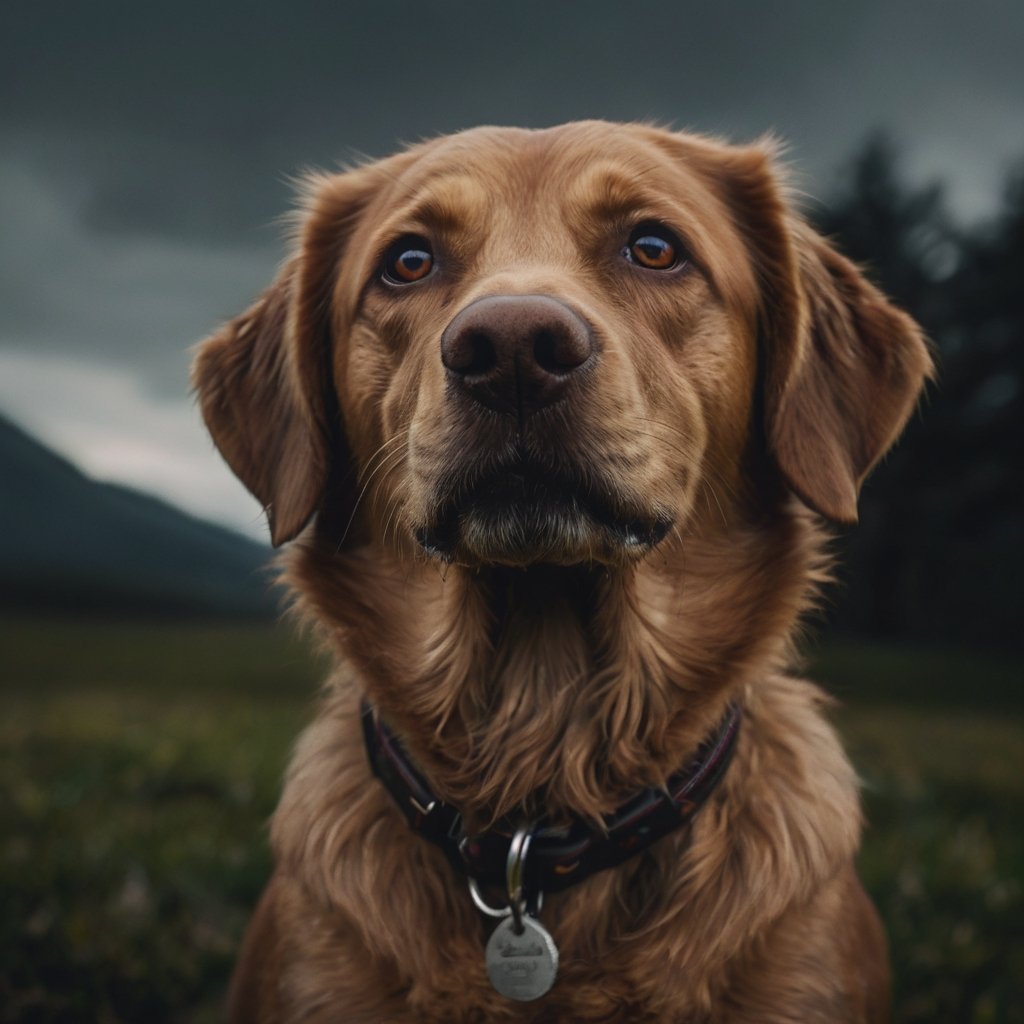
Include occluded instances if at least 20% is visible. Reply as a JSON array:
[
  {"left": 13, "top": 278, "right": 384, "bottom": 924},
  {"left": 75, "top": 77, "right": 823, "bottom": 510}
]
[{"left": 362, "top": 700, "right": 741, "bottom": 903}]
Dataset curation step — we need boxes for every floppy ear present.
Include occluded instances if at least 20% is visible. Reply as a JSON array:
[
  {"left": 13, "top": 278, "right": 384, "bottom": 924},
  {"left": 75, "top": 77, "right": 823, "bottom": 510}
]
[
  {"left": 766, "top": 218, "right": 934, "bottom": 524},
  {"left": 192, "top": 169, "right": 378, "bottom": 546},
  {"left": 720, "top": 144, "right": 934, "bottom": 524}
]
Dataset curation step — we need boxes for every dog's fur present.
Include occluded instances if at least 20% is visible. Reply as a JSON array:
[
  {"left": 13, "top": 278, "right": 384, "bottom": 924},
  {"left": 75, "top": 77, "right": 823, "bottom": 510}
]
[{"left": 193, "top": 121, "right": 932, "bottom": 1022}]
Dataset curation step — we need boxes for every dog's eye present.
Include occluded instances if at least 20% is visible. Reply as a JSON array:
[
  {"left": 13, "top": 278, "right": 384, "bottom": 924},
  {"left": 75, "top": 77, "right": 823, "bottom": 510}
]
[
  {"left": 624, "top": 227, "right": 682, "bottom": 271},
  {"left": 383, "top": 236, "right": 434, "bottom": 284}
]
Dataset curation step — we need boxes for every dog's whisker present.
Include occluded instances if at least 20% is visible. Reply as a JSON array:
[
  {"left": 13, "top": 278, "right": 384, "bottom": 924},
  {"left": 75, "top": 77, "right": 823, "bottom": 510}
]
[
  {"left": 380, "top": 486, "right": 408, "bottom": 552},
  {"left": 357, "top": 434, "right": 408, "bottom": 490},
  {"left": 337, "top": 437, "right": 409, "bottom": 549}
]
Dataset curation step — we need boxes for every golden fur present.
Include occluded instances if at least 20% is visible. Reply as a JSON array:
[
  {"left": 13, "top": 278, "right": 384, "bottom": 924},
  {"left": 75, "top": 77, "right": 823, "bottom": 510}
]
[{"left": 193, "top": 121, "right": 932, "bottom": 1022}]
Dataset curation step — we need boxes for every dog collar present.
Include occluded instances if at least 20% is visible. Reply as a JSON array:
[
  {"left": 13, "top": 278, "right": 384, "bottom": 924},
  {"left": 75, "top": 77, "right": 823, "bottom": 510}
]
[{"left": 361, "top": 698, "right": 741, "bottom": 904}]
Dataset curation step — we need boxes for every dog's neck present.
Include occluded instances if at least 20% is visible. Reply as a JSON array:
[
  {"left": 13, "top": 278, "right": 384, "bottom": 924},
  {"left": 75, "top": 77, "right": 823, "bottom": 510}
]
[{"left": 285, "top": 501, "right": 824, "bottom": 824}]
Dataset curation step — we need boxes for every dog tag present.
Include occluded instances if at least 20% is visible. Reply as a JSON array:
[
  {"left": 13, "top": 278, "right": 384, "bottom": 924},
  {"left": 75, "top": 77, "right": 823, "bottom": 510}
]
[{"left": 485, "top": 914, "right": 559, "bottom": 1001}]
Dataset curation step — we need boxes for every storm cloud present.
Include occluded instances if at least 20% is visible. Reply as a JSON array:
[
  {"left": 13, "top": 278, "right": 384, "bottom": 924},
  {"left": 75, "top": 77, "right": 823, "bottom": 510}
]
[{"left": 2, "top": 0, "right": 1022, "bottom": 536}]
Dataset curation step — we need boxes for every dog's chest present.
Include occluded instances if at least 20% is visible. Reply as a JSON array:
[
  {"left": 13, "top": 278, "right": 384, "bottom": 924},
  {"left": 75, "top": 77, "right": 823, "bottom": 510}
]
[
  {"left": 382, "top": 894, "right": 712, "bottom": 1023},
  {"left": 397, "top": 948, "right": 699, "bottom": 1024}
]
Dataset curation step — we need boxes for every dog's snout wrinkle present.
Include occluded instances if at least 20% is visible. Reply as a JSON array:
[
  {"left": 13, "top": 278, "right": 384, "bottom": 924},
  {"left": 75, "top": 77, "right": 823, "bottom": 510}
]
[{"left": 440, "top": 294, "right": 595, "bottom": 419}]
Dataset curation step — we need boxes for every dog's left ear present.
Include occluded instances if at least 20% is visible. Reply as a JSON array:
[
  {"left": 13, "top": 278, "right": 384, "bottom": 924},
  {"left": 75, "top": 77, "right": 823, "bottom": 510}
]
[
  {"left": 714, "top": 143, "right": 935, "bottom": 524},
  {"left": 192, "top": 168, "right": 380, "bottom": 546}
]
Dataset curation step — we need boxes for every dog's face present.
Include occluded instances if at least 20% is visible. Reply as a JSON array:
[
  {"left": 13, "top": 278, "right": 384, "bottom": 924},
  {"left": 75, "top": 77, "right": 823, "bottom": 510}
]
[
  {"left": 338, "top": 124, "right": 764, "bottom": 566},
  {"left": 194, "top": 122, "right": 931, "bottom": 564}
]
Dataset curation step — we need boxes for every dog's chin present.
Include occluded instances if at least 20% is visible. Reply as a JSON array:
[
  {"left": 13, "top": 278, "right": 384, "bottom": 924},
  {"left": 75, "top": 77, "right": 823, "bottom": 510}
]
[{"left": 414, "top": 471, "right": 673, "bottom": 567}]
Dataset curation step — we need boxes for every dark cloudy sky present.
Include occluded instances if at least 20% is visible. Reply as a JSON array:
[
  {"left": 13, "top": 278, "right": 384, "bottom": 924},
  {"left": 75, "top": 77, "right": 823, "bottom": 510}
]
[{"left": 2, "top": 1, "right": 1022, "bottom": 538}]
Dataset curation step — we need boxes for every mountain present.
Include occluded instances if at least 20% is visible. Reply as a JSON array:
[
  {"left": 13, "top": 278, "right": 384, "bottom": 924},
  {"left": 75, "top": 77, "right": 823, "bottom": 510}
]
[{"left": 0, "top": 414, "right": 276, "bottom": 617}]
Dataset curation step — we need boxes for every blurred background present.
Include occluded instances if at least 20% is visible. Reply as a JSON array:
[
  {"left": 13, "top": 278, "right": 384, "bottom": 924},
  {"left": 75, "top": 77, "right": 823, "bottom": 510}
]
[{"left": 2, "top": 2, "right": 1021, "bottom": 1020}]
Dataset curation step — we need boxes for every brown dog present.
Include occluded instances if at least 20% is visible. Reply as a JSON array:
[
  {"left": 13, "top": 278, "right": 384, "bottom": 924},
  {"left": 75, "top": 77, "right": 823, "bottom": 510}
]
[{"left": 193, "top": 121, "right": 931, "bottom": 1022}]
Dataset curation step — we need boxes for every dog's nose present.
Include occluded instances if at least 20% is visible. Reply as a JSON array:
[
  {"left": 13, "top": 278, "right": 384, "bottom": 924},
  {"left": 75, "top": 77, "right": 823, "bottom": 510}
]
[{"left": 440, "top": 295, "right": 596, "bottom": 418}]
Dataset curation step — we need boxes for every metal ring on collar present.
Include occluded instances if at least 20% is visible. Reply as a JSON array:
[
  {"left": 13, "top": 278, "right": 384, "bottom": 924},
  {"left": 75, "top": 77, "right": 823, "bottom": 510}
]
[
  {"left": 468, "top": 877, "right": 512, "bottom": 919},
  {"left": 467, "top": 875, "right": 544, "bottom": 920},
  {"left": 506, "top": 825, "right": 533, "bottom": 909},
  {"left": 507, "top": 823, "right": 537, "bottom": 931}
]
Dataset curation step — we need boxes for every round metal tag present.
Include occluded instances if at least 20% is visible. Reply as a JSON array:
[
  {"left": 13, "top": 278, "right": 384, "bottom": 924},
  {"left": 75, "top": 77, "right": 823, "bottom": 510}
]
[{"left": 485, "top": 915, "right": 559, "bottom": 1001}]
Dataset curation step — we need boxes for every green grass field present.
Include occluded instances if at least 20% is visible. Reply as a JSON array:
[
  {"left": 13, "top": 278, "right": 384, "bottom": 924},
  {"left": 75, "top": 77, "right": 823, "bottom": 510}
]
[{"left": 1, "top": 617, "right": 1021, "bottom": 1023}]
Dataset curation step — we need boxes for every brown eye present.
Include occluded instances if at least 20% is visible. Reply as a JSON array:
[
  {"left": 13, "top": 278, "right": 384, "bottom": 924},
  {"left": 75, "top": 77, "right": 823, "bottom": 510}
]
[
  {"left": 383, "top": 236, "right": 434, "bottom": 284},
  {"left": 625, "top": 227, "right": 681, "bottom": 270}
]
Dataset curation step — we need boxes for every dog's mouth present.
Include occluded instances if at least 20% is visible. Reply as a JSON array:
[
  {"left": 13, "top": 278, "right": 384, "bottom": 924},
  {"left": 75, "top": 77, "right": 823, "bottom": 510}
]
[{"left": 415, "top": 456, "right": 673, "bottom": 565}]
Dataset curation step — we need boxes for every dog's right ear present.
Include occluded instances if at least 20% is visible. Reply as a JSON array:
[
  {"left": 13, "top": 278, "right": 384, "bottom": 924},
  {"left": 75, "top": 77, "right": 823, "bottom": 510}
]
[{"left": 192, "top": 167, "right": 382, "bottom": 546}]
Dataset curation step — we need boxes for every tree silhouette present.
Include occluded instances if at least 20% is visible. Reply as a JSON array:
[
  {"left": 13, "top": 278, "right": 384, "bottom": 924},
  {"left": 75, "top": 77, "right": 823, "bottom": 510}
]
[{"left": 813, "top": 136, "right": 1023, "bottom": 649}]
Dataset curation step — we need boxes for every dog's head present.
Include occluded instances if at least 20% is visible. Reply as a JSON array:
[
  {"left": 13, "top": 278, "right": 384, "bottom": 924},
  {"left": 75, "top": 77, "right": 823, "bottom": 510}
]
[{"left": 193, "top": 122, "right": 931, "bottom": 566}]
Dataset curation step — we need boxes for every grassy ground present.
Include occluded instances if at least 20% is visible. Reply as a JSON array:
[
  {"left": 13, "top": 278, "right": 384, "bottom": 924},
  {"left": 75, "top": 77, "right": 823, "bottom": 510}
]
[{"left": 1, "top": 617, "right": 1021, "bottom": 1023}]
